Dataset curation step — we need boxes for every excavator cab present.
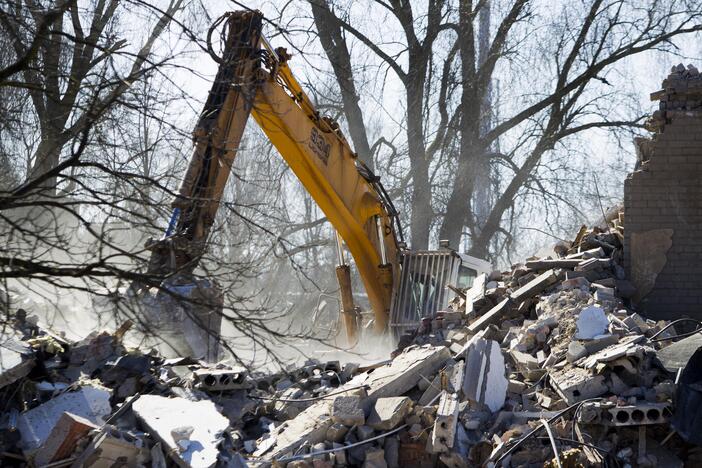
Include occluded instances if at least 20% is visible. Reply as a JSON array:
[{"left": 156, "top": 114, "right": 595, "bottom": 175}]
[{"left": 389, "top": 248, "right": 491, "bottom": 338}]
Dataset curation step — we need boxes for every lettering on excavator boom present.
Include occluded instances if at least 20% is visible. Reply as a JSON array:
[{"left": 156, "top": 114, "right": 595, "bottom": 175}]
[{"left": 309, "top": 127, "right": 331, "bottom": 164}]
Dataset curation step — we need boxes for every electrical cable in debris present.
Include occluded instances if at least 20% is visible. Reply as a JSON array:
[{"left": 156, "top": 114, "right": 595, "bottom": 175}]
[
  {"left": 249, "top": 384, "right": 369, "bottom": 403},
  {"left": 649, "top": 317, "right": 702, "bottom": 342},
  {"left": 275, "top": 424, "right": 408, "bottom": 463}
]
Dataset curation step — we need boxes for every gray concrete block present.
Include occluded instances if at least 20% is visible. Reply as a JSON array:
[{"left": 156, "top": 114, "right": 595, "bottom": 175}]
[
  {"left": 331, "top": 395, "right": 365, "bottom": 426},
  {"left": 367, "top": 397, "right": 412, "bottom": 430}
]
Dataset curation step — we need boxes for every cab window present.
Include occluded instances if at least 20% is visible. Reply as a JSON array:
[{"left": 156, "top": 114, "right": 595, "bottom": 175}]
[{"left": 457, "top": 265, "right": 477, "bottom": 289}]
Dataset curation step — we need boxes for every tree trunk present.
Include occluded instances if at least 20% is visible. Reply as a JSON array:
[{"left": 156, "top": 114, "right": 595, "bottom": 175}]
[
  {"left": 409, "top": 155, "right": 432, "bottom": 250},
  {"left": 438, "top": 131, "right": 482, "bottom": 248},
  {"left": 27, "top": 131, "right": 68, "bottom": 194},
  {"left": 406, "top": 75, "right": 431, "bottom": 249},
  {"left": 310, "top": 0, "right": 373, "bottom": 169},
  {"left": 473, "top": 1, "right": 494, "bottom": 233},
  {"left": 438, "top": 0, "right": 483, "bottom": 250}
]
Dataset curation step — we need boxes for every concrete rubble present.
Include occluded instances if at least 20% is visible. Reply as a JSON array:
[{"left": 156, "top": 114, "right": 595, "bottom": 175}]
[{"left": 2, "top": 214, "right": 702, "bottom": 466}]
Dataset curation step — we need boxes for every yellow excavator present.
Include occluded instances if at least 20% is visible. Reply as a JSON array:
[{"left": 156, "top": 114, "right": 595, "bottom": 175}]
[{"left": 135, "top": 11, "right": 490, "bottom": 360}]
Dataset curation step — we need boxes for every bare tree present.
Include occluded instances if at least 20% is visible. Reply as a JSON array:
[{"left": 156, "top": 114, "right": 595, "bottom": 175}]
[
  {"left": 0, "top": 0, "right": 184, "bottom": 194},
  {"left": 309, "top": 0, "right": 702, "bottom": 259},
  {"left": 310, "top": 0, "right": 373, "bottom": 169},
  {"left": 0, "top": 1, "right": 327, "bottom": 366},
  {"left": 309, "top": 0, "right": 458, "bottom": 249}
]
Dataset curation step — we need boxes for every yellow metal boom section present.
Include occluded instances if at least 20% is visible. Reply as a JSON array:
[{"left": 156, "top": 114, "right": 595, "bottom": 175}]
[{"left": 251, "top": 62, "right": 398, "bottom": 332}]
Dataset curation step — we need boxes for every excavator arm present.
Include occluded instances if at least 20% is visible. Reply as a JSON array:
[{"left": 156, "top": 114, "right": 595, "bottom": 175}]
[
  {"left": 145, "top": 11, "right": 402, "bottom": 338},
  {"left": 251, "top": 47, "right": 402, "bottom": 336}
]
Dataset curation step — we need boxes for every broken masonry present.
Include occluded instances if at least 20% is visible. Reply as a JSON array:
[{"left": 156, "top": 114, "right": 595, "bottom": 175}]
[
  {"left": 1, "top": 66, "right": 702, "bottom": 467},
  {"left": 1, "top": 204, "right": 698, "bottom": 468}
]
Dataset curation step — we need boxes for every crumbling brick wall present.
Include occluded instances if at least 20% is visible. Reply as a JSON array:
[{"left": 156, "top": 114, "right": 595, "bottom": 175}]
[{"left": 624, "top": 64, "right": 702, "bottom": 321}]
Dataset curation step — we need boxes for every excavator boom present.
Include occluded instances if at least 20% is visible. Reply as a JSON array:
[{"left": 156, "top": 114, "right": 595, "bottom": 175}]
[{"left": 143, "top": 10, "right": 401, "bottom": 342}]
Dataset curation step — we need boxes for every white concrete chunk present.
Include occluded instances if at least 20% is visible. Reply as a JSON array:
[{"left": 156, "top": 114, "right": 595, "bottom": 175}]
[
  {"left": 462, "top": 338, "right": 507, "bottom": 412},
  {"left": 549, "top": 367, "right": 608, "bottom": 404},
  {"left": 575, "top": 305, "right": 609, "bottom": 339},
  {"left": 18, "top": 385, "right": 111, "bottom": 450},
  {"left": 0, "top": 335, "right": 35, "bottom": 389},
  {"left": 132, "top": 395, "right": 229, "bottom": 468},
  {"left": 331, "top": 395, "right": 365, "bottom": 426}
]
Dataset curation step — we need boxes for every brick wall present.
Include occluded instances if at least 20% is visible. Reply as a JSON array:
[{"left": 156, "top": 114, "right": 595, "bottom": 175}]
[{"left": 624, "top": 65, "right": 702, "bottom": 321}]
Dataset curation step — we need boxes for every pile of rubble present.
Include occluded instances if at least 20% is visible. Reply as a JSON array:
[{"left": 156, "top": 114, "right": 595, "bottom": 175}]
[{"left": 2, "top": 213, "right": 702, "bottom": 467}]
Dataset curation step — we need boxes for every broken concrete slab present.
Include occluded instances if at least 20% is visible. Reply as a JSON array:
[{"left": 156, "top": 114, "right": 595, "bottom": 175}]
[
  {"left": 265, "top": 345, "right": 450, "bottom": 460},
  {"left": 0, "top": 335, "right": 35, "bottom": 390},
  {"left": 462, "top": 338, "right": 507, "bottom": 412},
  {"left": 132, "top": 395, "right": 229, "bottom": 468},
  {"left": 18, "top": 385, "right": 112, "bottom": 451},
  {"left": 431, "top": 391, "right": 459, "bottom": 453},
  {"left": 465, "top": 273, "right": 487, "bottom": 317},
  {"left": 575, "top": 258, "right": 610, "bottom": 272},
  {"left": 582, "top": 334, "right": 620, "bottom": 355},
  {"left": 524, "top": 259, "right": 581, "bottom": 271},
  {"left": 656, "top": 333, "right": 702, "bottom": 372},
  {"left": 449, "top": 360, "right": 465, "bottom": 396},
  {"left": 468, "top": 298, "right": 512, "bottom": 333},
  {"left": 352, "top": 345, "right": 451, "bottom": 409},
  {"left": 574, "top": 305, "right": 609, "bottom": 339},
  {"left": 193, "top": 367, "right": 250, "bottom": 391},
  {"left": 266, "top": 402, "right": 332, "bottom": 460},
  {"left": 367, "top": 397, "right": 412, "bottom": 430},
  {"left": 509, "top": 269, "right": 559, "bottom": 302},
  {"left": 577, "top": 335, "right": 646, "bottom": 369},
  {"left": 549, "top": 367, "right": 608, "bottom": 404},
  {"left": 566, "top": 247, "right": 605, "bottom": 260}
]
